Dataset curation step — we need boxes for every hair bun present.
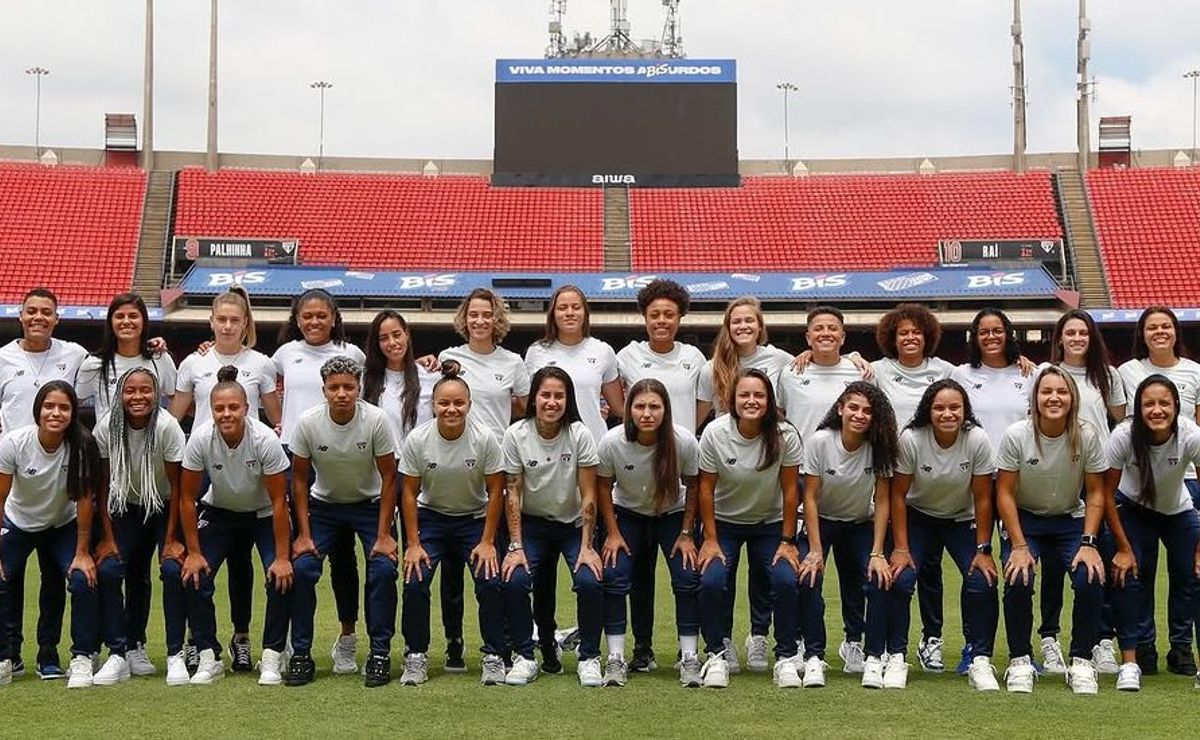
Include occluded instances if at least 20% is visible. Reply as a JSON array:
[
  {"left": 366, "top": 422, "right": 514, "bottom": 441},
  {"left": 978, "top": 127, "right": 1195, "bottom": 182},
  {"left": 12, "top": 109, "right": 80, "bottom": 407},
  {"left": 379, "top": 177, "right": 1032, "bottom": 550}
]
[
  {"left": 216, "top": 365, "right": 239, "bottom": 383},
  {"left": 440, "top": 359, "right": 461, "bottom": 379}
]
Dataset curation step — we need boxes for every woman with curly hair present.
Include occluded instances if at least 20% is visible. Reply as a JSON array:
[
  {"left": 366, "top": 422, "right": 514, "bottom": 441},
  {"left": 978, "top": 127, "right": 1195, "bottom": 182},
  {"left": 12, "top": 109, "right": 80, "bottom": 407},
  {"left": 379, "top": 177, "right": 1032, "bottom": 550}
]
[{"left": 871, "top": 304, "right": 955, "bottom": 427}]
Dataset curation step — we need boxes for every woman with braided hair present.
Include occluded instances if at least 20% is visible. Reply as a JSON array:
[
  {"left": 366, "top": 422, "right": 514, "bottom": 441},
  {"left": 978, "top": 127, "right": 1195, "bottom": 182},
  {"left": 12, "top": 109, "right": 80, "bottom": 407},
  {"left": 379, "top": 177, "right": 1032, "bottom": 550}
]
[{"left": 91, "top": 368, "right": 188, "bottom": 685}]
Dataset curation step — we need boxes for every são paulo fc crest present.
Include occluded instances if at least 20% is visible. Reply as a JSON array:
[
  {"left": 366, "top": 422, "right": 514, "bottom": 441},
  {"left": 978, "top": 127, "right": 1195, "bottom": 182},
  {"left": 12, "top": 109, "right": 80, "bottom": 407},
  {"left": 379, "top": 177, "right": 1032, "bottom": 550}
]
[
  {"left": 465, "top": 458, "right": 476, "bottom": 468},
  {"left": 245, "top": 460, "right": 258, "bottom": 470},
  {"left": 357, "top": 442, "right": 367, "bottom": 451},
  {"left": 1168, "top": 457, "right": 1180, "bottom": 466},
  {"left": 587, "top": 357, "right": 597, "bottom": 364},
  {"left": 560, "top": 453, "right": 572, "bottom": 463},
  {"left": 959, "top": 462, "right": 970, "bottom": 471}
]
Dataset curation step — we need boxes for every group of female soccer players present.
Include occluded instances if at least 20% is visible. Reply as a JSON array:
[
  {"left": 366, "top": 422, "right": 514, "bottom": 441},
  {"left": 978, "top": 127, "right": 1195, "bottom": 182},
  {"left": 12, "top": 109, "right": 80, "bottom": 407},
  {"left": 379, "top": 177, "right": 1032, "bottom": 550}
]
[{"left": 0, "top": 278, "right": 1198, "bottom": 695}]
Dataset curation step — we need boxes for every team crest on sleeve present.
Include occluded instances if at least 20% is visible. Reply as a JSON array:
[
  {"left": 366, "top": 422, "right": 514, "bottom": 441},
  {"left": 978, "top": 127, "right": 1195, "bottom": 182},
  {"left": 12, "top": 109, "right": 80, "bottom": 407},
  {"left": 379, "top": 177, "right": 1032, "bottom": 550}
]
[{"left": 465, "top": 458, "right": 477, "bottom": 468}]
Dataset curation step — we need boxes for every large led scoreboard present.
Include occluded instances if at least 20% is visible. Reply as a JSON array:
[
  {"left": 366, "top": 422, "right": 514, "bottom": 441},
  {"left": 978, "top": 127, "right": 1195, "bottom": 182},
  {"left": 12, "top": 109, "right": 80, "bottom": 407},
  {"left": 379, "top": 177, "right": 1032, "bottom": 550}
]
[{"left": 493, "top": 58, "right": 739, "bottom": 187}]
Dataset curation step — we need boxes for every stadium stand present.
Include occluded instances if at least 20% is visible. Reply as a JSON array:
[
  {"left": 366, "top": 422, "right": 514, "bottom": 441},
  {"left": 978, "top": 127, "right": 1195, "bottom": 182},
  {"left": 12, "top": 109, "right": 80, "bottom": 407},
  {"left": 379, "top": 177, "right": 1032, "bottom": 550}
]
[
  {"left": 173, "top": 168, "right": 604, "bottom": 271},
  {"left": 0, "top": 163, "right": 145, "bottom": 304},
  {"left": 1086, "top": 166, "right": 1200, "bottom": 308},
  {"left": 629, "top": 171, "right": 1063, "bottom": 271}
]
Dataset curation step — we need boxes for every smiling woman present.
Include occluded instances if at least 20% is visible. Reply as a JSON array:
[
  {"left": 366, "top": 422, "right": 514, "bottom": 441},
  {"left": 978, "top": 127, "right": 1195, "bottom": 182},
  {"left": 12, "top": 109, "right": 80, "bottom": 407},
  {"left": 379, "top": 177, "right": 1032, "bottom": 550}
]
[{"left": 77, "top": 293, "right": 178, "bottom": 423}]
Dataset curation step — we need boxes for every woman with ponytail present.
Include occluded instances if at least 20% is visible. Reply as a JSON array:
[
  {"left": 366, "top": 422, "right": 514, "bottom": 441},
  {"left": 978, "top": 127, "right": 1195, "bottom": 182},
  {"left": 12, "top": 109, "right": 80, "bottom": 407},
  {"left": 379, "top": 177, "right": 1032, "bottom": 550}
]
[
  {"left": 92, "top": 368, "right": 187, "bottom": 684},
  {"left": 596, "top": 378, "right": 701, "bottom": 687}
]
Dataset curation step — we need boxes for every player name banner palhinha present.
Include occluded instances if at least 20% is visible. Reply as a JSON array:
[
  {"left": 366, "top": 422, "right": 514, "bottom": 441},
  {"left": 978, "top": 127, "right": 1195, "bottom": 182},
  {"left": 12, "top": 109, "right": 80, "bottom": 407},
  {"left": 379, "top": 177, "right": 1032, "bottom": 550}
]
[{"left": 175, "top": 237, "right": 300, "bottom": 264}]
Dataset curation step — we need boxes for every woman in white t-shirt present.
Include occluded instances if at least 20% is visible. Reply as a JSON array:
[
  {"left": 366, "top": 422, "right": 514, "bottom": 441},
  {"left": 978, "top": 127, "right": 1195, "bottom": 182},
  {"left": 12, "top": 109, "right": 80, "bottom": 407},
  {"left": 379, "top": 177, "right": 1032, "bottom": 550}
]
[
  {"left": 398, "top": 364, "right": 506, "bottom": 686},
  {"left": 92, "top": 368, "right": 187, "bottom": 685},
  {"left": 0, "top": 380, "right": 106, "bottom": 688},
  {"left": 363, "top": 310, "right": 437, "bottom": 453},
  {"left": 695, "top": 368, "right": 803, "bottom": 689},
  {"left": 796, "top": 381, "right": 898, "bottom": 689},
  {"left": 178, "top": 365, "right": 292, "bottom": 688},
  {"left": 597, "top": 378, "right": 701, "bottom": 687},
  {"left": 1117, "top": 306, "right": 1200, "bottom": 674},
  {"left": 995, "top": 366, "right": 1109, "bottom": 696},
  {"left": 274, "top": 289, "right": 369, "bottom": 676},
  {"left": 1037, "top": 309, "right": 1127, "bottom": 674},
  {"left": 288, "top": 356, "right": 398, "bottom": 689},
  {"left": 171, "top": 286, "right": 279, "bottom": 673},
  {"left": 887, "top": 379, "right": 999, "bottom": 691},
  {"left": 77, "top": 292, "right": 177, "bottom": 424},
  {"left": 499, "top": 366, "right": 602, "bottom": 688},
  {"left": 1105, "top": 374, "right": 1200, "bottom": 692},
  {"left": 438, "top": 288, "right": 531, "bottom": 669}
]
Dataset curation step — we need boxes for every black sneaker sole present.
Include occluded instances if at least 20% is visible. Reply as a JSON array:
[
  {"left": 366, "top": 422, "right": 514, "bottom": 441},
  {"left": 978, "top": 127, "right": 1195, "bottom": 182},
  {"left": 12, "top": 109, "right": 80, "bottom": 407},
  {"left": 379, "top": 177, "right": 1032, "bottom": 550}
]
[{"left": 365, "top": 677, "right": 391, "bottom": 688}]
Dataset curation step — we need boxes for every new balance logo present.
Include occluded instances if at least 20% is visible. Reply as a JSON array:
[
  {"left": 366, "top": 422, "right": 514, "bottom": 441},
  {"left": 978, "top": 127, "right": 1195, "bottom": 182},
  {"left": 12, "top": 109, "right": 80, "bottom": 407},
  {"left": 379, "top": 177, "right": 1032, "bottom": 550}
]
[
  {"left": 318, "top": 445, "right": 329, "bottom": 452},
  {"left": 1026, "top": 458, "right": 1039, "bottom": 466},
  {"left": 427, "top": 462, "right": 438, "bottom": 470},
  {"left": 624, "top": 464, "right": 635, "bottom": 471},
  {"left": 526, "top": 459, "right": 539, "bottom": 467},
  {"left": 921, "top": 465, "right": 933, "bottom": 473}
]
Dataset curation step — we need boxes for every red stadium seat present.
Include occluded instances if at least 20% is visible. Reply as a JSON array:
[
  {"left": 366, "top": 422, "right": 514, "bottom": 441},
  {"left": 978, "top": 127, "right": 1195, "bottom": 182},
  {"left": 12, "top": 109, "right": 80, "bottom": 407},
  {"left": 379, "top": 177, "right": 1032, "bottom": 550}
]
[
  {"left": 0, "top": 163, "right": 145, "bottom": 304},
  {"left": 172, "top": 169, "right": 603, "bottom": 271},
  {"left": 629, "top": 172, "right": 1063, "bottom": 271},
  {"left": 1086, "top": 167, "right": 1200, "bottom": 308}
]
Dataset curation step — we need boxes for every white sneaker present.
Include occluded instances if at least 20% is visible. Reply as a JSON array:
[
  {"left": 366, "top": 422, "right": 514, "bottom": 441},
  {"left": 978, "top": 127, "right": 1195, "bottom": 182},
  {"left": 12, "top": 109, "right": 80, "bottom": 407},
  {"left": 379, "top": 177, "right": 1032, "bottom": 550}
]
[
  {"left": 189, "top": 649, "right": 224, "bottom": 685},
  {"left": 1115, "top": 661, "right": 1141, "bottom": 692},
  {"left": 0, "top": 659, "right": 12, "bottom": 686},
  {"left": 331, "top": 634, "right": 358, "bottom": 675},
  {"left": 1041, "top": 636, "right": 1067, "bottom": 675},
  {"left": 1005, "top": 655, "right": 1036, "bottom": 694},
  {"left": 967, "top": 655, "right": 1000, "bottom": 691},
  {"left": 802, "top": 656, "right": 828, "bottom": 688},
  {"left": 723, "top": 638, "right": 741, "bottom": 675},
  {"left": 93, "top": 654, "right": 130, "bottom": 686},
  {"left": 882, "top": 653, "right": 908, "bottom": 689},
  {"left": 1066, "top": 656, "right": 1099, "bottom": 695},
  {"left": 67, "top": 655, "right": 94, "bottom": 689},
  {"left": 700, "top": 653, "right": 729, "bottom": 688},
  {"left": 165, "top": 652, "right": 190, "bottom": 686},
  {"left": 505, "top": 655, "right": 539, "bottom": 686},
  {"left": 1092, "top": 639, "right": 1120, "bottom": 675},
  {"left": 258, "top": 648, "right": 284, "bottom": 686},
  {"left": 578, "top": 656, "right": 604, "bottom": 687},
  {"left": 773, "top": 655, "right": 802, "bottom": 688},
  {"left": 126, "top": 644, "right": 156, "bottom": 676},
  {"left": 480, "top": 654, "right": 507, "bottom": 686},
  {"left": 401, "top": 653, "right": 429, "bottom": 686},
  {"left": 917, "top": 636, "right": 945, "bottom": 673},
  {"left": 861, "top": 655, "right": 884, "bottom": 688},
  {"left": 839, "top": 639, "right": 865, "bottom": 674},
  {"left": 603, "top": 655, "right": 628, "bottom": 687},
  {"left": 745, "top": 634, "right": 770, "bottom": 673},
  {"left": 679, "top": 653, "right": 702, "bottom": 688}
]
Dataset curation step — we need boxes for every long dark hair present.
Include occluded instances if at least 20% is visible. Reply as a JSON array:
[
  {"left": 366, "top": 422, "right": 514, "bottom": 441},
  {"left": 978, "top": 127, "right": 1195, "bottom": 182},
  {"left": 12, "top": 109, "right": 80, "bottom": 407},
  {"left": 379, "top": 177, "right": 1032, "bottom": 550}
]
[
  {"left": 1129, "top": 374, "right": 1181, "bottom": 509},
  {"left": 905, "top": 378, "right": 981, "bottom": 433},
  {"left": 278, "top": 288, "right": 347, "bottom": 345},
  {"left": 1132, "top": 305, "right": 1186, "bottom": 361},
  {"left": 966, "top": 308, "right": 1021, "bottom": 368},
  {"left": 728, "top": 368, "right": 784, "bottom": 471},
  {"left": 32, "top": 381, "right": 100, "bottom": 502},
  {"left": 363, "top": 310, "right": 419, "bottom": 434},
  {"left": 95, "top": 292, "right": 154, "bottom": 400},
  {"left": 525, "top": 366, "right": 583, "bottom": 429},
  {"left": 1050, "top": 309, "right": 1115, "bottom": 408},
  {"left": 816, "top": 381, "right": 899, "bottom": 475},
  {"left": 623, "top": 378, "right": 680, "bottom": 513},
  {"left": 541, "top": 285, "right": 591, "bottom": 345}
]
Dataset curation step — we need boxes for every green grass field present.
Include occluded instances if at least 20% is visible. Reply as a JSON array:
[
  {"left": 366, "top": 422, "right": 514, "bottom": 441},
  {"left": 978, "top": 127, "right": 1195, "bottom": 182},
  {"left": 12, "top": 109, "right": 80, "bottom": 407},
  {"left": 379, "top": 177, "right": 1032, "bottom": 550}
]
[{"left": 2, "top": 550, "right": 1197, "bottom": 740}]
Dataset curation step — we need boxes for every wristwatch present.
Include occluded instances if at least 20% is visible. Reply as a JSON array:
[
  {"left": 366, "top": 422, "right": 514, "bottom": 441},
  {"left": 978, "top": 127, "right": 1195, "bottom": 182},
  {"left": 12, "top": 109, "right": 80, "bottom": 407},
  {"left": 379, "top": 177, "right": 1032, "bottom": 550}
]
[
  {"left": 975, "top": 542, "right": 993, "bottom": 555},
  {"left": 507, "top": 541, "right": 523, "bottom": 552},
  {"left": 1079, "top": 533, "right": 1098, "bottom": 549},
  {"left": 679, "top": 528, "right": 693, "bottom": 537}
]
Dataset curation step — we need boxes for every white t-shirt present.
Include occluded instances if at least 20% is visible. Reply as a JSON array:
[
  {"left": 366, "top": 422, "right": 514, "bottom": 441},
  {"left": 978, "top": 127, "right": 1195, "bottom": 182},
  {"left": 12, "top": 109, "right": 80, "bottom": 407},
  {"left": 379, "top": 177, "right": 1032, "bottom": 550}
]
[
  {"left": 399, "top": 418, "right": 504, "bottom": 518},
  {"left": 1030, "top": 362, "right": 1125, "bottom": 445},
  {"left": 951, "top": 363, "right": 1030, "bottom": 453},
  {"left": 272, "top": 340, "right": 366, "bottom": 446},
  {"left": 290, "top": 401, "right": 394, "bottom": 504},
  {"left": 175, "top": 348, "right": 277, "bottom": 430},
  {"left": 697, "top": 344, "right": 794, "bottom": 414},
  {"left": 777, "top": 357, "right": 863, "bottom": 438},
  {"left": 182, "top": 418, "right": 289, "bottom": 516},
  {"left": 1119, "top": 357, "right": 1200, "bottom": 479},
  {"left": 376, "top": 366, "right": 438, "bottom": 453},
  {"left": 872, "top": 356, "right": 956, "bottom": 428},
  {"left": 0, "top": 338, "right": 88, "bottom": 434},
  {"left": 697, "top": 414, "right": 804, "bottom": 525},
  {"left": 1106, "top": 418, "right": 1200, "bottom": 516},
  {"left": 94, "top": 411, "right": 186, "bottom": 507},
  {"left": 77, "top": 351, "right": 179, "bottom": 423},
  {"left": 597, "top": 423, "right": 700, "bottom": 516},
  {"left": 502, "top": 419, "right": 599, "bottom": 525},
  {"left": 525, "top": 337, "right": 619, "bottom": 443},
  {"left": 995, "top": 419, "right": 1108, "bottom": 518},
  {"left": 0, "top": 426, "right": 76, "bottom": 532},
  {"left": 438, "top": 344, "right": 531, "bottom": 441},
  {"left": 803, "top": 428, "right": 890, "bottom": 523},
  {"left": 896, "top": 425, "right": 995, "bottom": 521},
  {"left": 616, "top": 340, "right": 706, "bottom": 433}
]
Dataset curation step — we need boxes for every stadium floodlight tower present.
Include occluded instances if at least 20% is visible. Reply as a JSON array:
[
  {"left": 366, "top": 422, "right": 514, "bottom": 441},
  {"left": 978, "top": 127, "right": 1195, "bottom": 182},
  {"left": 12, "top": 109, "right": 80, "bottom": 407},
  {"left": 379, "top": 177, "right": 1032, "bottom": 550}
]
[
  {"left": 547, "top": 0, "right": 568, "bottom": 57},
  {"left": 546, "top": 1, "right": 684, "bottom": 58},
  {"left": 661, "top": 0, "right": 684, "bottom": 58}
]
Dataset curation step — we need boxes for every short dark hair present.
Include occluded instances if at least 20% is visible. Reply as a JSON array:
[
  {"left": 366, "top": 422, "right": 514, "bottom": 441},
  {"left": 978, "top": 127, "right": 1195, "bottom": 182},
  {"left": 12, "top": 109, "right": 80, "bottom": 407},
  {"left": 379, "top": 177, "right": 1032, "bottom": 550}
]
[
  {"left": 636, "top": 279, "right": 690, "bottom": 317},
  {"left": 806, "top": 305, "right": 844, "bottom": 328},
  {"left": 23, "top": 287, "right": 58, "bottom": 308}
]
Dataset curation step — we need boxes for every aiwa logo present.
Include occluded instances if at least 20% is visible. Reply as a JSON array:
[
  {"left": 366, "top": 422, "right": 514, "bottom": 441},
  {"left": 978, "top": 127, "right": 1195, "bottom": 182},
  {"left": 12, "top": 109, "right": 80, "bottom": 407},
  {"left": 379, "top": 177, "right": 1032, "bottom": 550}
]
[{"left": 592, "top": 174, "right": 636, "bottom": 185}]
